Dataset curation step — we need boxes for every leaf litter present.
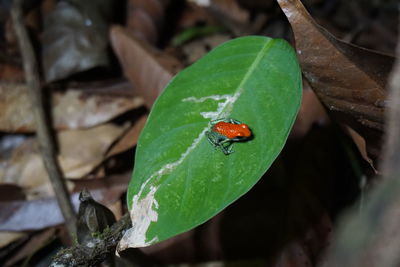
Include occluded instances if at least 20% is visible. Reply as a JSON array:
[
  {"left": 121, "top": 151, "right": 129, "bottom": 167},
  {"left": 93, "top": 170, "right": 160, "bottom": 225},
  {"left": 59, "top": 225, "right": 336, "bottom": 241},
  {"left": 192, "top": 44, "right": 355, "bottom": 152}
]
[
  {"left": 0, "top": 123, "right": 127, "bottom": 200},
  {"left": 0, "top": 82, "right": 144, "bottom": 132},
  {"left": 2, "top": 0, "right": 399, "bottom": 265}
]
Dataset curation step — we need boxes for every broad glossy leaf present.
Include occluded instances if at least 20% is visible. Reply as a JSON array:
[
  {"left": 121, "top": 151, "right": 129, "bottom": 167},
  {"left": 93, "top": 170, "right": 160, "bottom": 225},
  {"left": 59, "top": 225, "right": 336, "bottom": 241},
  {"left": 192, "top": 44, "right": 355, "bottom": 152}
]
[{"left": 119, "top": 36, "right": 302, "bottom": 250}]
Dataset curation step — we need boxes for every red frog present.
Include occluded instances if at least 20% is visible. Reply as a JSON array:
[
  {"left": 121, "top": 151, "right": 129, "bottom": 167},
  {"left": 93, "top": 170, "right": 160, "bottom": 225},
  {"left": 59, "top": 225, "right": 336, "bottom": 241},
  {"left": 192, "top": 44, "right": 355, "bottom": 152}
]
[{"left": 206, "top": 118, "right": 252, "bottom": 155}]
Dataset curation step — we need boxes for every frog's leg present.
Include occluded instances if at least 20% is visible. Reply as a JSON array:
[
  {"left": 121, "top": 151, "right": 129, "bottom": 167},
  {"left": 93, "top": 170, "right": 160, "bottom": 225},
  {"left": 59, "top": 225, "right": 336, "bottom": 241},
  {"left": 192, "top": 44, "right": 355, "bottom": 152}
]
[
  {"left": 206, "top": 131, "right": 222, "bottom": 147},
  {"left": 228, "top": 118, "right": 244, "bottom": 125},
  {"left": 206, "top": 131, "right": 233, "bottom": 155},
  {"left": 209, "top": 118, "right": 226, "bottom": 127},
  {"left": 218, "top": 139, "right": 234, "bottom": 155},
  {"left": 221, "top": 143, "right": 234, "bottom": 155}
]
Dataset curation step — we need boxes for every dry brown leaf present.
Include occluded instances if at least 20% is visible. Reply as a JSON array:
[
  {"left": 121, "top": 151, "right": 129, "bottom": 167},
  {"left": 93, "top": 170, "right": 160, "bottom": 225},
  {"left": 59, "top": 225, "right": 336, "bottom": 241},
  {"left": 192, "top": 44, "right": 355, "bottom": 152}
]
[
  {"left": 206, "top": 0, "right": 267, "bottom": 36},
  {"left": 346, "top": 126, "right": 376, "bottom": 172},
  {"left": 0, "top": 63, "right": 24, "bottom": 82},
  {"left": 0, "top": 175, "right": 128, "bottom": 232},
  {"left": 182, "top": 34, "right": 231, "bottom": 64},
  {"left": 110, "top": 25, "right": 183, "bottom": 107},
  {"left": 0, "top": 232, "right": 25, "bottom": 249},
  {"left": 126, "top": 0, "right": 166, "bottom": 43},
  {"left": 108, "top": 200, "right": 123, "bottom": 221},
  {"left": 277, "top": 0, "right": 395, "bottom": 166},
  {"left": 209, "top": 0, "right": 249, "bottom": 25},
  {"left": 189, "top": 0, "right": 250, "bottom": 26},
  {"left": 4, "top": 228, "right": 56, "bottom": 267},
  {"left": 106, "top": 114, "right": 148, "bottom": 158},
  {"left": 58, "top": 124, "right": 127, "bottom": 178},
  {"left": 0, "top": 140, "right": 45, "bottom": 193},
  {"left": 189, "top": 0, "right": 267, "bottom": 37},
  {"left": 0, "top": 124, "right": 126, "bottom": 199},
  {"left": 0, "top": 82, "right": 143, "bottom": 132},
  {"left": 0, "top": 83, "right": 33, "bottom": 132},
  {"left": 41, "top": 0, "right": 114, "bottom": 82},
  {"left": 178, "top": 2, "right": 217, "bottom": 29}
]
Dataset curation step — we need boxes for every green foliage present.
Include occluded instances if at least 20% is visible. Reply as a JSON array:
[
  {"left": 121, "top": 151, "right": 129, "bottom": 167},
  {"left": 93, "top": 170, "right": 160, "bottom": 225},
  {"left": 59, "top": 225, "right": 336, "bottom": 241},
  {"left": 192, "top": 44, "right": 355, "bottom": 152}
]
[{"left": 126, "top": 36, "right": 302, "bottom": 246}]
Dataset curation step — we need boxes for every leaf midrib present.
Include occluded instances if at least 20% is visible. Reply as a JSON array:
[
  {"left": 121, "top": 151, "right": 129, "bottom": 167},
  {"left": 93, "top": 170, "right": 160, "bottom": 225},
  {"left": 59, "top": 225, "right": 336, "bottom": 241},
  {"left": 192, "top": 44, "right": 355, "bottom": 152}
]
[{"left": 156, "top": 39, "right": 276, "bottom": 193}]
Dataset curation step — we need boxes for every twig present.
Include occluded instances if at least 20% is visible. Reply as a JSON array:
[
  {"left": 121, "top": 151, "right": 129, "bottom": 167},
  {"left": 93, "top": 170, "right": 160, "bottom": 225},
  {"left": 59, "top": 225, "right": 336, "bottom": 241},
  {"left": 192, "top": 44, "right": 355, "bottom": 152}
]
[
  {"left": 321, "top": 22, "right": 400, "bottom": 267},
  {"left": 50, "top": 214, "right": 132, "bottom": 266},
  {"left": 11, "top": 0, "right": 76, "bottom": 239}
]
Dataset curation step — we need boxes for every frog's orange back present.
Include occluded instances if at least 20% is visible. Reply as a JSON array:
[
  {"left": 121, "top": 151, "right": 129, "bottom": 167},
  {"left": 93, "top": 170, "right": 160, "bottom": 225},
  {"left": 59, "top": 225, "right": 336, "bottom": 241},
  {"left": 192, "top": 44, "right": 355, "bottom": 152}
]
[{"left": 213, "top": 121, "right": 251, "bottom": 139}]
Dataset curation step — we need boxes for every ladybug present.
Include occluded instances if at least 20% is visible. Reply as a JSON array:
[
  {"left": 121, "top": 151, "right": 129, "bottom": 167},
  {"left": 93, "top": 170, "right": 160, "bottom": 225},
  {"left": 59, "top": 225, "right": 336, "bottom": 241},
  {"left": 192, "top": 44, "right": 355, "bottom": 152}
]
[{"left": 206, "top": 118, "right": 252, "bottom": 155}]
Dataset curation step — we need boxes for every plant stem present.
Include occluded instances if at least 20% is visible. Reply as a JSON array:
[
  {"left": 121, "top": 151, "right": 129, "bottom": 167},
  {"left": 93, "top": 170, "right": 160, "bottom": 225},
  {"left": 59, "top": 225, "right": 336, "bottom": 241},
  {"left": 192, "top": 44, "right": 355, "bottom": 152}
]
[
  {"left": 11, "top": 0, "right": 77, "bottom": 239},
  {"left": 51, "top": 214, "right": 130, "bottom": 266}
]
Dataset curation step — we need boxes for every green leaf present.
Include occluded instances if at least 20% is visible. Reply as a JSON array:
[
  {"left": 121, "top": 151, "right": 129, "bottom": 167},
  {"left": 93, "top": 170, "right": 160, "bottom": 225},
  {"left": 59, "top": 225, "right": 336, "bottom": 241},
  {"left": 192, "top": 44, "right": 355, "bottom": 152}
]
[{"left": 119, "top": 36, "right": 302, "bottom": 249}]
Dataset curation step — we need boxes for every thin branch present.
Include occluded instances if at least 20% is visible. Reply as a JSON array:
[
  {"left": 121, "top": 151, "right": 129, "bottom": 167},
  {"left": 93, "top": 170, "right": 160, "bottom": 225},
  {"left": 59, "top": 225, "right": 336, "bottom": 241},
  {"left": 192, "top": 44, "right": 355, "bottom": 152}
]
[{"left": 11, "top": 0, "right": 76, "bottom": 239}]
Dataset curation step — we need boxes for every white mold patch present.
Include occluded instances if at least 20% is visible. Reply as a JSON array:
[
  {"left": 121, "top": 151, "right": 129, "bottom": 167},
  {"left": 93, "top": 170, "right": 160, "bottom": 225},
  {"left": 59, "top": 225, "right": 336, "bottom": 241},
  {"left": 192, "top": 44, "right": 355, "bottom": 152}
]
[
  {"left": 118, "top": 89, "right": 244, "bottom": 251},
  {"left": 183, "top": 91, "right": 242, "bottom": 119},
  {"left": 118, "top": 186, "right": 159, "bottom": 251}
]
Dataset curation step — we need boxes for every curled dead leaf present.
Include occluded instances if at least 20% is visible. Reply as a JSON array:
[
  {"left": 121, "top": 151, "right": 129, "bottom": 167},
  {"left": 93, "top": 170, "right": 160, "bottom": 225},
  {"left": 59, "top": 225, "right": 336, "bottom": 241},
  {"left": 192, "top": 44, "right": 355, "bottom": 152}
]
[
  {"left": 205, "top": 0, "right": 266, "bottom": 35},
  {"left": 106, "top": 114, "right": 148, "bottom": 158},
  {"left": 209, "top": 0, "right": 249, "bottom": 24},
  {"left": 42, "top": 0, "right": 114, "bottom": 82},
  {"left": 0, "top": 82, "right": 143, "bottom": 132},
  {"left": 4, "top": 228, "right": 57, "bottom": 267},
  {"left": 77, "top": 189, "right": 116, "bottom": 246},
  {"left": 110, "top": 25, "right": 183, "bottom": 107},
  {"left": 126, "top": 0, "right": 166, "bottom": 43},
  {"left": 0, "top": 178, "right": 127, "bottom": 233},
  {"left": 0, "top": 232, "right": 26, "bottom": 250},
  {"left": 58, "top": 124, "right": 127, "bottom": 179},
  {"left": 0, "top": 124, "right": 126, "bottom": 199},
  {"left": 277, "top": 0, "right": 395, "bottom": 167}
]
